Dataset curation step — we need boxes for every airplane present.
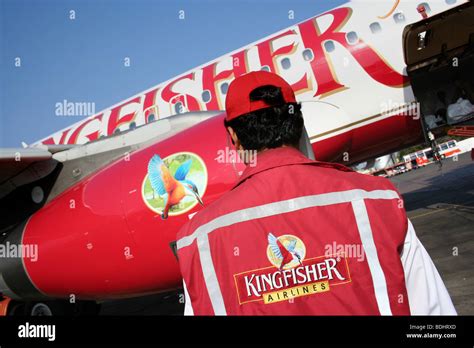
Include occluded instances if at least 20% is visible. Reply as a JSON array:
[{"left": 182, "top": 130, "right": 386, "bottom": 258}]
[{"left": 1, "top": 0, "right": 473, "bottom": 315}]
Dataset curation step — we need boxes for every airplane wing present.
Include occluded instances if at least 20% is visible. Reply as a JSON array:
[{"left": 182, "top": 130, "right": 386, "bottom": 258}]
[
  {"left": 0, "top": 146, "right": 67, "bottom": 235},
  {"left": 0, "top": 112, "right": 220, "bottom": 234},
  {"left": 0, "top": 112, "right": 219, "bottom": 203},
  {"left": 0, "top": 147, "right": 59, "bottom": 200}
]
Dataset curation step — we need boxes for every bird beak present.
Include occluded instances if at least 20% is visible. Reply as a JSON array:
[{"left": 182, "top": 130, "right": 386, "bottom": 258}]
[
  {"left": 194, "top": 192, "right": 204, "bottom": 205},
  {"left": 297, "top": 255, "right": 303, "bottom": 266}
]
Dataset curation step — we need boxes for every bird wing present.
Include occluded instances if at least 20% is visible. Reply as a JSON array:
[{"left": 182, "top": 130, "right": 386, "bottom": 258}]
[
  {"left": 267, "top": 233, "right": 283, "bottom": 259},
  {"left": 174, "top": 159, "right": 192, "bottom": 181},
  {"left": 148, "top": 155, "right": 175, "bottom": 195},
  {"left": 276, "top": 239, "right": 293, "bottom": 268},
  {"left": 287, "top": 239, "right": 297, "bottom": 252}
]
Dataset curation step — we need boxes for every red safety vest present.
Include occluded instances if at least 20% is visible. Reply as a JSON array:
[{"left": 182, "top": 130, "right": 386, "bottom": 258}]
[{"left": 177, "top": 147, "right": 410, "bottom": 315}]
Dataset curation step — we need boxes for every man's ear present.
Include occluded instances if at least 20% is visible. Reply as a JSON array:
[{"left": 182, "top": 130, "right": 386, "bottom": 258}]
[{"left": 227, "top": 127, "right": 240, "bottom": 148}]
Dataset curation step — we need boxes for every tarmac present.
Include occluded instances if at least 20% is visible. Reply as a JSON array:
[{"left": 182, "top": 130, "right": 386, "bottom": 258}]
[
  {"left": 100, "top": 152, "right": 474, "bottom": 315},
  {"left": 390, "top": 151, "right": 474, "bottom": 315}
]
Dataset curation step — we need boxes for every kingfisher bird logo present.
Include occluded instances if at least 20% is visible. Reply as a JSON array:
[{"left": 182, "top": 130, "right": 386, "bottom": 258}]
[
  {"left": 234, "top": 233, "right": 352, "bottom": 305},
  {"left": 267, "top": 233, "right": 305, "bottom": 270},
  {"left": 142, "top": 152, "right": 208, "bottom": 219}
]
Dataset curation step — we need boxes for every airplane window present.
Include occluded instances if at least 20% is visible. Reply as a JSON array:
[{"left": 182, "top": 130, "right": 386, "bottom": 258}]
[
  {"left": 418, "top": 3, "right": 432, "bottom": 14},
  {"left": 281, "top": 58, "right": 291, "bottom": 70},
  {"left": 324, "top": 40, "right": 335, "bottom": 52},
  {"left": 147, "top": 114, "right": 155, "bottom": 122},
  {"left": 175, "top": 101, "right": 183, "bottom": 114},
  {"left": 220, "top": 82, "right": 229, "bottom": 95},
  {"left": 346, "top": 31, "right": 359, "bottom": 45},
  {"left": 202, "top": 90, "right": 211, "bottom": 103},
  {"left": 393, "top": 12, "right": 406, "bottom": 23},
  {"left": 261, "top": 65, "right": 270, "bottom": 72},
  {"left": 370, "top": 22, "right": 382, "bottom": 34},
  {"left": 129, "top": 121, "right": 136, "bottom": 130},
  {"left": 302, "top": 49, "right": 314, "bottom": 61},
  {"left": 114, "top": 128, "right": 121, "bottom": 135},
  {"left": 446, "top": 0, "right": 456, "bottom": 4}
]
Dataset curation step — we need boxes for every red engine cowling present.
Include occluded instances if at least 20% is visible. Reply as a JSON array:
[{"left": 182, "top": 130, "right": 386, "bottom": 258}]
[{"left": 4, "top": 114, "right": 243, "bottom": 300}]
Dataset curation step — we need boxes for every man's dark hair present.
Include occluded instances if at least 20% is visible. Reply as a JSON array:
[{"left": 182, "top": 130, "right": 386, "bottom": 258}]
[{"left": 224, "top": 85, "right": 304, "bottom": 151}]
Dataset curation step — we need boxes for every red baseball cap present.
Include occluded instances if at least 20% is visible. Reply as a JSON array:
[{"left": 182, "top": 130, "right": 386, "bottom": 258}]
[{"left": 225, "top": 71, "right": 296, "bottom": 121}]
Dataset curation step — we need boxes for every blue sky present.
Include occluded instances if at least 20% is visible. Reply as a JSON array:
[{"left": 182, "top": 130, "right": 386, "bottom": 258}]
[{"left": 0, "top": 0, "right": 346, "bottom": 147}]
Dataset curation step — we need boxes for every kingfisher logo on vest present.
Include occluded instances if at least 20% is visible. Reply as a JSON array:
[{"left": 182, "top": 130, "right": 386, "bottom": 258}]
[{"left": 234, "top": 233, "right": 351, "bottom": 305}]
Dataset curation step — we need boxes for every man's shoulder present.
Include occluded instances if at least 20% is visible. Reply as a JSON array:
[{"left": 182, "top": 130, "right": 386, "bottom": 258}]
[
  {"left": 176, "top": 185, "right": 245, "bottom": 239},
  {"left": 286, "top": 162, "right": 401, "bottom": 203},
  {"left": 177, "top": 163, "right": 400, "bottom": 240}
]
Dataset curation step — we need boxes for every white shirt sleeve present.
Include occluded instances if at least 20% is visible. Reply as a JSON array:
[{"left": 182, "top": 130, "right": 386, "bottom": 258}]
[
  {"left": 400, "top": 219, "right": 457, "bottom": 315},
  {"left": 183, "top": 280, "right": 194, "bottom": 316}
]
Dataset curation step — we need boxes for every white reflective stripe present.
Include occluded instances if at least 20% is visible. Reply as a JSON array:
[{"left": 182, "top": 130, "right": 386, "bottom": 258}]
[
  {"left": 182, "top": 280, "right": 194, "bottom": 316},
  {"left": 197, "top": 234, "right": 227, "bottom": 315},
  {"left": 351, "top": 199, "right": 392, "bottom": 315},
  {"left": 177, "top": 189, "right": 399, "bottom": 249}
]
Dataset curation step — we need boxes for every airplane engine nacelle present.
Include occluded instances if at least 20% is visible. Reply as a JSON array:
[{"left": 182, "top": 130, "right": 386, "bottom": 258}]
[{"left": 1, "top": 113, "right": 244, "bottom": 300}]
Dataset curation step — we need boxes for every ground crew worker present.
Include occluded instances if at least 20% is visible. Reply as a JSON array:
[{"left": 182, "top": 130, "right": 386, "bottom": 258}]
[{"left": 176, "top": 71, "right": 456, "bottom": 315}]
